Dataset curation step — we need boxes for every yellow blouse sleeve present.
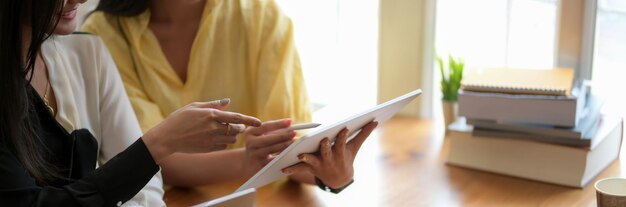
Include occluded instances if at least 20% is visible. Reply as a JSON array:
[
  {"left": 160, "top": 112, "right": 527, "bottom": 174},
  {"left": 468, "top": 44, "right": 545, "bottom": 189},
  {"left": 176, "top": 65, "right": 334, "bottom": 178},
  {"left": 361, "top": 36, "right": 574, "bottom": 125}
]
[
  {"left": 82, "top": 13, "right": 166, "bottom": 133},
  {"left": 247, "top": 0, "right": 313, "bottom": 124}
]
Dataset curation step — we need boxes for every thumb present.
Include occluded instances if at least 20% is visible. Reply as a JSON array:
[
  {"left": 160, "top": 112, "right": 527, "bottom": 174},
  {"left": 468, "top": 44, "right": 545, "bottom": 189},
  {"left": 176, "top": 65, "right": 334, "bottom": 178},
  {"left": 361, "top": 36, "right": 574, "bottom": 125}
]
[{"left": 195, "top": 98, "right": 230, "bottom": 110}]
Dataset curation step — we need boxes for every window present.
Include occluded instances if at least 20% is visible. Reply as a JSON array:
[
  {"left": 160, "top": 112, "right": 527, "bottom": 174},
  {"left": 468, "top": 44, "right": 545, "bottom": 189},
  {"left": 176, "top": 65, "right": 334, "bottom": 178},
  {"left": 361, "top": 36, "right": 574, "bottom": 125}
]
[
  {"left": 435, "top": 0, "right": 558, "bottom": 70},
  {"left": 592, "top": 0, "right": 626, "bottom": 116},
  {"left": 276, "top": 0, "right": 379, "bottom": 114}
]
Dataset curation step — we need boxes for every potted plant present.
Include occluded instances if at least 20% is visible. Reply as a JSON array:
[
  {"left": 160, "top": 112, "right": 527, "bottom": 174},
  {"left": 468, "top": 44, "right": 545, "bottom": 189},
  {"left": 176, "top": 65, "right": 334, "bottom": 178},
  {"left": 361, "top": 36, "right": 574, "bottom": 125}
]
[{"left": 437, "top": 55, "right": 464, "bottom": 131}]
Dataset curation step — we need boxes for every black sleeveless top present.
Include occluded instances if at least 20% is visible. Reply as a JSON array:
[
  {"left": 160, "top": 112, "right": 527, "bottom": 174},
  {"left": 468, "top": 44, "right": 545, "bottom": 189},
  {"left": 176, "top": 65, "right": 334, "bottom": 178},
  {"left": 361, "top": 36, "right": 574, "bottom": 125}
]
[{"left": 0, "top": 87, "right": 160, "bottom": 206}]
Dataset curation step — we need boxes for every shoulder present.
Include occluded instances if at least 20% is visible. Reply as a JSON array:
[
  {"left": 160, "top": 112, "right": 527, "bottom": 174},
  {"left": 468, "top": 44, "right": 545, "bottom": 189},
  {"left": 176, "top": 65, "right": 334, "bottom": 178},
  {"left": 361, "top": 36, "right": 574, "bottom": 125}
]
[
  {"left": 238, "top": 0, "right": 282, "bottom": 13},
  {"left": 44, "top": 34, "right": 116, "bottom": 80},
  {"left": 237, "top": 0, "right": 288, "bottom": 21},
  {"left": 47, "top": 34, "right": 108, "bottom": 59},
  {"left": 81, "top": 11, "right": 118, "bottom": 33},
  {"left": 80, "top": 11, "right": 145, "bottom": 56},
  {"left": 233, "top": 0, "right": 293, "bottom": 37},
  {"left": 81, "top": 11, "right": 136, "bottom": 41}
]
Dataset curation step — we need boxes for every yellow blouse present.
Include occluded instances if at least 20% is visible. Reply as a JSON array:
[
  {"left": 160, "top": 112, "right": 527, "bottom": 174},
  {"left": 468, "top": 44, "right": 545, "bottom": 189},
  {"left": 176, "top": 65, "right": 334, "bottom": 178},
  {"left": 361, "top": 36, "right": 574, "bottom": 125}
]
[{"left": 81, "top": 0, "right": 312, "bottom": 136}]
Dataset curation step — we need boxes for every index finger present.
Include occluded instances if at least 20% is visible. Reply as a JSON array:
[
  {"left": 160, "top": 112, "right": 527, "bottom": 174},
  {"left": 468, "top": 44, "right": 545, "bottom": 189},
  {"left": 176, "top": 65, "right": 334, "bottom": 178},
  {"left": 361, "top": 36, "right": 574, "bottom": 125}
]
[
  {"left": 193, "top": 98, "right": 231, "bottom": 110},
  {"left": 212, "top": 110, "right": 262, "bottom": 127},
  {"left": 247, "top": 119, "right": 291, "bottom": 135}
]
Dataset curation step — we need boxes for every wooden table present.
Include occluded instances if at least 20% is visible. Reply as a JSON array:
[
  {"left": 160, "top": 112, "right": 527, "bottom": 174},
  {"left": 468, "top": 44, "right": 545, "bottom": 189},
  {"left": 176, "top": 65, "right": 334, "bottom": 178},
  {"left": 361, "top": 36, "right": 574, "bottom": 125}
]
[{"left": 164, "top": 117, "right": 624, "bottom": 207}]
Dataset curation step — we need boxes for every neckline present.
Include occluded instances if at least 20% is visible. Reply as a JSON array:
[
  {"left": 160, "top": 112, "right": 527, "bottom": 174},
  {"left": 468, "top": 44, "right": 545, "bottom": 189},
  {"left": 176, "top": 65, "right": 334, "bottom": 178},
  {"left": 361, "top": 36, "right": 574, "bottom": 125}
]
[
  {"left": 39, "top": 36, "right": 78, "bottom": 133},
  {"left": 139, "top": 0, "right": 217, "bottom": 89},
  {"left": 28, "top": 85, "right": 70, "bottom": 136}
]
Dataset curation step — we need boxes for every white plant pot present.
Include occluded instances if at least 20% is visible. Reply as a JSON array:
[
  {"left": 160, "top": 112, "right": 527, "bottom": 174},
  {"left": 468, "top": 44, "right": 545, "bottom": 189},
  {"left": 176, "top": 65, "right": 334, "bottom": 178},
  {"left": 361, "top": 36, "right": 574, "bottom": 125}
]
[{"left": 442, "top": 100, "right": 458, "bottom": 133}]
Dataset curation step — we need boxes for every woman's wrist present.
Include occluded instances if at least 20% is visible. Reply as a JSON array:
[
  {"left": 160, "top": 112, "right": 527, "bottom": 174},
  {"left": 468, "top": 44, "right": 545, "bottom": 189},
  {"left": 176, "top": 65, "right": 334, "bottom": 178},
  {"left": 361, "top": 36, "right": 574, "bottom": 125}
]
[
  {"left": 327, "top": 176, "right": 353, "bottom": 189},
  {"left": 141, "top": 131, "right": 173, "bottom": 164},
  {"left": 237, "top": 148, "right": 256, "bottom": 178},
  {"left": 315, "top": 177, "right": 354, "bottom": 194}
]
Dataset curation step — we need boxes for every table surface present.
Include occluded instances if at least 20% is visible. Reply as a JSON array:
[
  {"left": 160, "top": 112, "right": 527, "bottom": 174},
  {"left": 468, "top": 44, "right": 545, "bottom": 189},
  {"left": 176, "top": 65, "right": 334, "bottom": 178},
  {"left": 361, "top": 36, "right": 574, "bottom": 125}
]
[{"left": 164, "top": 117, "right": 625, "bottom": 207}]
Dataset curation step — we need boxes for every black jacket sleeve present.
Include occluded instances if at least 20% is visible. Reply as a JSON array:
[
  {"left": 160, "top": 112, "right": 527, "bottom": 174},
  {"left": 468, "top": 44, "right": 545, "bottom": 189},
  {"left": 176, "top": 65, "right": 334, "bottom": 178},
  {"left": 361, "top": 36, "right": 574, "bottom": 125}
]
[{"left": 0, "top": 138, "right": 159, "bottom": 207}]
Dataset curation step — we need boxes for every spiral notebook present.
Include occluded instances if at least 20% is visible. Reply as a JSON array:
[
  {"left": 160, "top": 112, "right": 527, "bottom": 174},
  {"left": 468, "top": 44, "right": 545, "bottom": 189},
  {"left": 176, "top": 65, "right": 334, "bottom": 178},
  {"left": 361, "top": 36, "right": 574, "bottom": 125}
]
[{"left": 461, "top": 68, "right": 575, "bottom": 96}]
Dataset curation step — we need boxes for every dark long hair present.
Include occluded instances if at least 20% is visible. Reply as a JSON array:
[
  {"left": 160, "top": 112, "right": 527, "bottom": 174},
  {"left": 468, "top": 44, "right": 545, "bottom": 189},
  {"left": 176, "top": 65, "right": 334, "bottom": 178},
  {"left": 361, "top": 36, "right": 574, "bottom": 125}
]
[
  {"left": 96, "top": 0, "right": 151, "bottom": 16},
  {"left": 0, "top": 0, "right": 64, "bottom": 184}
]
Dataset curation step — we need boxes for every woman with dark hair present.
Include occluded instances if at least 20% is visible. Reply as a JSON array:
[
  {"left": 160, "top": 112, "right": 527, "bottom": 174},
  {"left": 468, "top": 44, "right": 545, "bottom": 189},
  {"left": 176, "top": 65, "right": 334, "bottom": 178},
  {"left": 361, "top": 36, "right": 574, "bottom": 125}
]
[
  {"left": 82, "top": 0, "right": 378, "bottom": 193},
  {"left": 0, "top": 0, "right": 263, "bottom": 206}
]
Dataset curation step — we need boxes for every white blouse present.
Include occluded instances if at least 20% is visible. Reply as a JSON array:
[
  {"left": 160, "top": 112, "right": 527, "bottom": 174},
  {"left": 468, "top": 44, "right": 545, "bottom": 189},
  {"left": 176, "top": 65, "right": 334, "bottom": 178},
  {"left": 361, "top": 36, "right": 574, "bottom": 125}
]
[{"left": 42, "top": 34, "right": 165, "bottom": 207}]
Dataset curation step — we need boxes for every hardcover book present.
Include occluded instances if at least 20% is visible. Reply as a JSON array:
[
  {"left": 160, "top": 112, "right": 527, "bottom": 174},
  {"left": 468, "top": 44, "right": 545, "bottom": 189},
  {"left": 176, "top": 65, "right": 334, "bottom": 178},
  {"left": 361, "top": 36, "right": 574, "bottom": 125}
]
[{"left": 446, "top": 116, "right": 623, "bottom": 188}]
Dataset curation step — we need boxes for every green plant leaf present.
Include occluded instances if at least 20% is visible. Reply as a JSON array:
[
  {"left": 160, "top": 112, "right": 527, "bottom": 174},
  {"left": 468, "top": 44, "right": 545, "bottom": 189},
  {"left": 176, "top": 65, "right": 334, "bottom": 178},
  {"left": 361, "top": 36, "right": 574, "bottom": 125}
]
[
  {"left": 437, "top": 55, "right": 447, "bottom": 84},
  {"left": 437, "top": 54, "right": 464, "bottom": 102}
]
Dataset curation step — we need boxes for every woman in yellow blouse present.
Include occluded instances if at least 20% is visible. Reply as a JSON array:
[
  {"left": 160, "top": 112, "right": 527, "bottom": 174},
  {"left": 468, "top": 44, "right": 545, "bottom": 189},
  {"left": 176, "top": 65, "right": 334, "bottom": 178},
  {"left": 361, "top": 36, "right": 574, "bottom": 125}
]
[{"left": 82, "top": 0, "right": 377, "bottom": 192}]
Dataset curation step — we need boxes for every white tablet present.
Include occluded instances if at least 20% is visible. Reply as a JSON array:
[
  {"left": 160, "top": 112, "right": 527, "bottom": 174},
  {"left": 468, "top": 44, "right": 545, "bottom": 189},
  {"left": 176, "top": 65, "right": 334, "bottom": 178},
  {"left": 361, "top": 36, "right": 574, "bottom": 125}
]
[
  {"left": 235, "top": 89, "right": 422, "bottom": 192},
  {"left": 192, "top": 188, "right": 256, "bottom": 207}
]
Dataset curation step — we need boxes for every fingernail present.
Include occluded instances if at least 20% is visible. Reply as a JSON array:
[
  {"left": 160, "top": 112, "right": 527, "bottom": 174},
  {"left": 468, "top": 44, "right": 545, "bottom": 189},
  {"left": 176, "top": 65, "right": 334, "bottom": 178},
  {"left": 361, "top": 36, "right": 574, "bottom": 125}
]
[
  {"left": 282, "top": 169, "right": 290, "bottom": 174},
  {"left": 289, "top": 131, "right": 297, "bottom": 138},
  {"left": 219, "top": 98, "right": 230, "bottom": 106},
  {"left": 252, "top": 120, "right": 262, "bottom": 127},
  {"left": 298, "top": 154, "right": 306, "bottom": 161},
  {"left": 324, "top": 139, "right": 331, "bottom": 146},
  {"left": 284, "top": 119, "right": 292, "bottom": 126}
]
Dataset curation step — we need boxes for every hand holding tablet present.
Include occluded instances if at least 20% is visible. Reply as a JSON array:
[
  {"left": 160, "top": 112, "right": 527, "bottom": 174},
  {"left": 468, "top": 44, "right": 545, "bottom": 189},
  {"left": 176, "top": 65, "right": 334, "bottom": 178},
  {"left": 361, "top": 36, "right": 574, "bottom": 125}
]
[
  {"left": 283, "top": 120, "right": 379, "bottom": 191},
  {"left": 236, "top": 89, "right": 422, "bottom": 192}
]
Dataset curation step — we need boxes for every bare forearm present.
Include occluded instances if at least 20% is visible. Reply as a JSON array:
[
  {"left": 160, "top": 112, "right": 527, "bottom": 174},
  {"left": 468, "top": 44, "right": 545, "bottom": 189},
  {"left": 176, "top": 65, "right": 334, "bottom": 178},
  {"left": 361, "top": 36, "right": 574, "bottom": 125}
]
[{"left": 159, "top": 148, "right": 248, "bottom": 186}]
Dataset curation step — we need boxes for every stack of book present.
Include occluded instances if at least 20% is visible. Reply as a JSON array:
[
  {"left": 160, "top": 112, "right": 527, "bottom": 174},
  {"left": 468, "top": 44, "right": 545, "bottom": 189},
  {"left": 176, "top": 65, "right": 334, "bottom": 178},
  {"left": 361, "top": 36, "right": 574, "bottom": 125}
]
[{"left": 445, "top": 68, "right": 623, "bottom": 188}]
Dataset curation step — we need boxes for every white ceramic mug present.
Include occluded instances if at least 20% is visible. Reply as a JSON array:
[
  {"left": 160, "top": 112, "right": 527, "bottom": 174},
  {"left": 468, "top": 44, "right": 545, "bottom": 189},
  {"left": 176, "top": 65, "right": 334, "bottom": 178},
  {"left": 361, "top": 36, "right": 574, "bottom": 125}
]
[{"left": 595, "top": 177, "right": 626, "bottom": 207}]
